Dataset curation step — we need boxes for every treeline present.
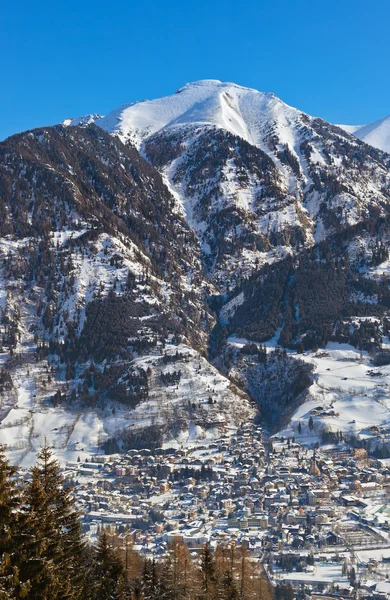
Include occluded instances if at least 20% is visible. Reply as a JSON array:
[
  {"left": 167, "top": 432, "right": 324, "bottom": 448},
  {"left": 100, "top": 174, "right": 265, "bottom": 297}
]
[
  {"left": 169, "top": 465, "right": 214, "bottom": 483},
  {"left": 161, "top": 370, "right": 181, "bottom": 386},
  {"left": 103, "top": 425, "right": 164, "bottom": 453},
  {"left": 0, "top": 444, "right": 275, "bottom": 600},
  {"left": 86, "top": 533, "right": 275, "bottom": 600}
]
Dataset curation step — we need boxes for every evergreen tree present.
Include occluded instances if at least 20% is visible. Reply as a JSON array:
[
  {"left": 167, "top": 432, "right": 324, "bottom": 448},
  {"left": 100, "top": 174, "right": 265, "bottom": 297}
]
[
  {"left": 17, "top": 464, "right": 62, "bottom": 599},
  {"left": 141, "top": 559, "right": 160, "bottom": 600},
  {"left": 349, "top": 566, "right": 357, "bottom": 587},
  {"left": 218, "top": 570, "right": 239, "bottom": 600},
  {"left": 200, "top": 543, "right": 216, "bottom": 600},
  {"left": 17, "top": 443, "right": 86, "bottom": 599},
  {"left": 275, "top": 583, "right": 294, "bottom": 600},
  {"left": 88, "top": 531, "right": 124, "bottom": 600},
  {"left": 0, "top": 446, "right": 29, "bottom": 599},
  {"left": 39, "top": 444, "right": 86, "bottom": 598}
]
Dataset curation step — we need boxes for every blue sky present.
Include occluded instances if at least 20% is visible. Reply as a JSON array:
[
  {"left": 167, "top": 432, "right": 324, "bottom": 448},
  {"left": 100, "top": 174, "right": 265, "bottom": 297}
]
[{"left": 1, "top": 0, "right": 389, "bottom": 140}]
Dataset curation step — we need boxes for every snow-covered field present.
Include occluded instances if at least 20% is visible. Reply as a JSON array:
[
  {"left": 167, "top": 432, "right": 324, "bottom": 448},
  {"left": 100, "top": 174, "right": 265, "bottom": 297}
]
[
  {"left": 274, "top": 562, "right": 349, "bottom": 586},
  {"left": 279, "top": 342, "right": 390, "bottom": 443},
  {"left": 226, "top": 330, "right": 390, "bottom": 445}
]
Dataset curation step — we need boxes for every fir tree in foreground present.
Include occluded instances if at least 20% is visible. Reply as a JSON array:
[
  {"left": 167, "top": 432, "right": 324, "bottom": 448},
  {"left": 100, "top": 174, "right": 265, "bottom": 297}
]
[
  {"left": 0, "top": 443, "right": 274, "bottom": 600},
  {"left": 0, "top": 444, "right": 86, "bottom": 599},
  {"left": 0, "top": 446, "right": 29, "bottom": 599}
]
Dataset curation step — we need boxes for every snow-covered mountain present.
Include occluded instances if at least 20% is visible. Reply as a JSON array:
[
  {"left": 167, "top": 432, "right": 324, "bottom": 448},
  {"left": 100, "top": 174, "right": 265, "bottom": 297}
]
[
  {"left": 1, "top": 80, "right": 390, "bottom": 464},
  {"left": 70, "top": 80, "right": 390, "bottom": 286},
  {"left": 62, "top": 113, "right": 103, "bottom": 127},
  {"left": 77, "top": 79, "right": 308, "bottom": 148},
  {"left": 0, "top": 123, "right": 257, "bottom": 465},
  {"left": 338, "top": 115, "right": 390, "bottom": 154}
]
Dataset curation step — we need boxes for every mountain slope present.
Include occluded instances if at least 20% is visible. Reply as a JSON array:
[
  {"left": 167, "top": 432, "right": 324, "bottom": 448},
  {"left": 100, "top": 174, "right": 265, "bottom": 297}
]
[
  {"left": 2, "top": 81, "right": 390, "bottom": 463},
  {"left": 83, "top": 79, "right": 307, "bottom": 149},
  {"left": 338, "top": 115, "right": 390, "bottom": 154},
  {"left": 0, "top": 124, "right": 255, "bottom": 464},
  {"left": 67, "top": 81, "right": 390, "bottom": 287}
]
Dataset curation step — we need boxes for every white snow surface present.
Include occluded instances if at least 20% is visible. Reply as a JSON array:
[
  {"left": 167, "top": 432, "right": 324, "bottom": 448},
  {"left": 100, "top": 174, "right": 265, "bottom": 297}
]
[
  {"left": 88, "top": 80, "right": 307, "bottom": 150},
  {"left": 277, "top": 342, "right": 390, "bottom": 444},
  {"left": 338, "top": 115, "right": 390, "bottom": 154},
  {"left": 61, "top": 81, "right": 389, "bottom": 157}
]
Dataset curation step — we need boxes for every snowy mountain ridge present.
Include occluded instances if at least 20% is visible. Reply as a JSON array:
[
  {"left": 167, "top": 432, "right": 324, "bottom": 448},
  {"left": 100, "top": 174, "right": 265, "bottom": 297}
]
[
  {"left": 89, "top": 80, "right": 305, "bottom": 151},
  {"left": 67, "top": 80, "right": 390, "bottom": 287},
  {"left": 65, "top": 80, "right": 389, "bottom": 155},
  {"left": 338, "top": 114, "right": 390, "bottom": 154},
  {"left": 66, "top": 79, "right": 326, "bottom": 167}
]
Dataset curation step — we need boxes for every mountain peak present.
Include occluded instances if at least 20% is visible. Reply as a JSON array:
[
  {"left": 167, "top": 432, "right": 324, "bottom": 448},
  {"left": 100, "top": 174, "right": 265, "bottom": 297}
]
[
  {"left": 91, "top": 80, "right": 303, "bottom": 149},
  {"left": 62, "top": 113, "right": 103, "bottom": 127},
  {"left": 60, "top": 81, "right": 389, "bottom": 155},
  {"left": 175, "top": 80, "right": 280, "bottom": 102},
  {"left": 354, "top": 114, "right": 390, "bottom": 154},
  {"left": 176, "top": 79, "right": 223, "bottom": 92},
  {"left": 338, "top": 114, "right": 390, "bottom": 154}
]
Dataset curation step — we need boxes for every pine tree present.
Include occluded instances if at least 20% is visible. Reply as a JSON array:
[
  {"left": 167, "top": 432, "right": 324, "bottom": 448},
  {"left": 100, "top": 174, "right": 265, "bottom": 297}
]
[
  {"left": 275, "top": 583, "right": 294, "bottom": 600},
  {"left": 17, "top": 443, "right": 87, "bottom": 599},
  {"left": 17, "top": 464, "right": 62, "bottom": 599},
  {"left": 218, "top": 570, "right": 239, "bottom": 600},
  {"left": 0, "top": 446, "right": 29, "bottom": 599},
  {"left": 158, "top": 545, "right": 175, "bottom": 600},
  {"left": 141, "top": 559, "right": 160, "bottom": 600},
  {"left": 89, "top": 531, "right": 124, "bottom": 600},
  {"left": 39, "top": 443, "right": 86, "bottom": 598},
  {"left": 200, "top": 543, "right": 216, "bottom": 600}
]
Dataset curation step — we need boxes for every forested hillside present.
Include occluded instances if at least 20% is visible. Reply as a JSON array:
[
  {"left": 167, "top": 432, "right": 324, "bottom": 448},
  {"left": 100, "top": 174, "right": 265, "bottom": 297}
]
[
  {"left": 0, "top": 123, "right": 254, "bottom": 462},
  {"left": 1, "top": 80, "right": 390, "bottom": 459}
]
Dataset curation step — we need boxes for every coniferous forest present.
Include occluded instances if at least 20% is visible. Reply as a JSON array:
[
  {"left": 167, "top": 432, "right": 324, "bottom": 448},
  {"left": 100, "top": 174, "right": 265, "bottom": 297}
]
[{"left": 0, "top": 445, "right": 276, "bottom": 600}]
